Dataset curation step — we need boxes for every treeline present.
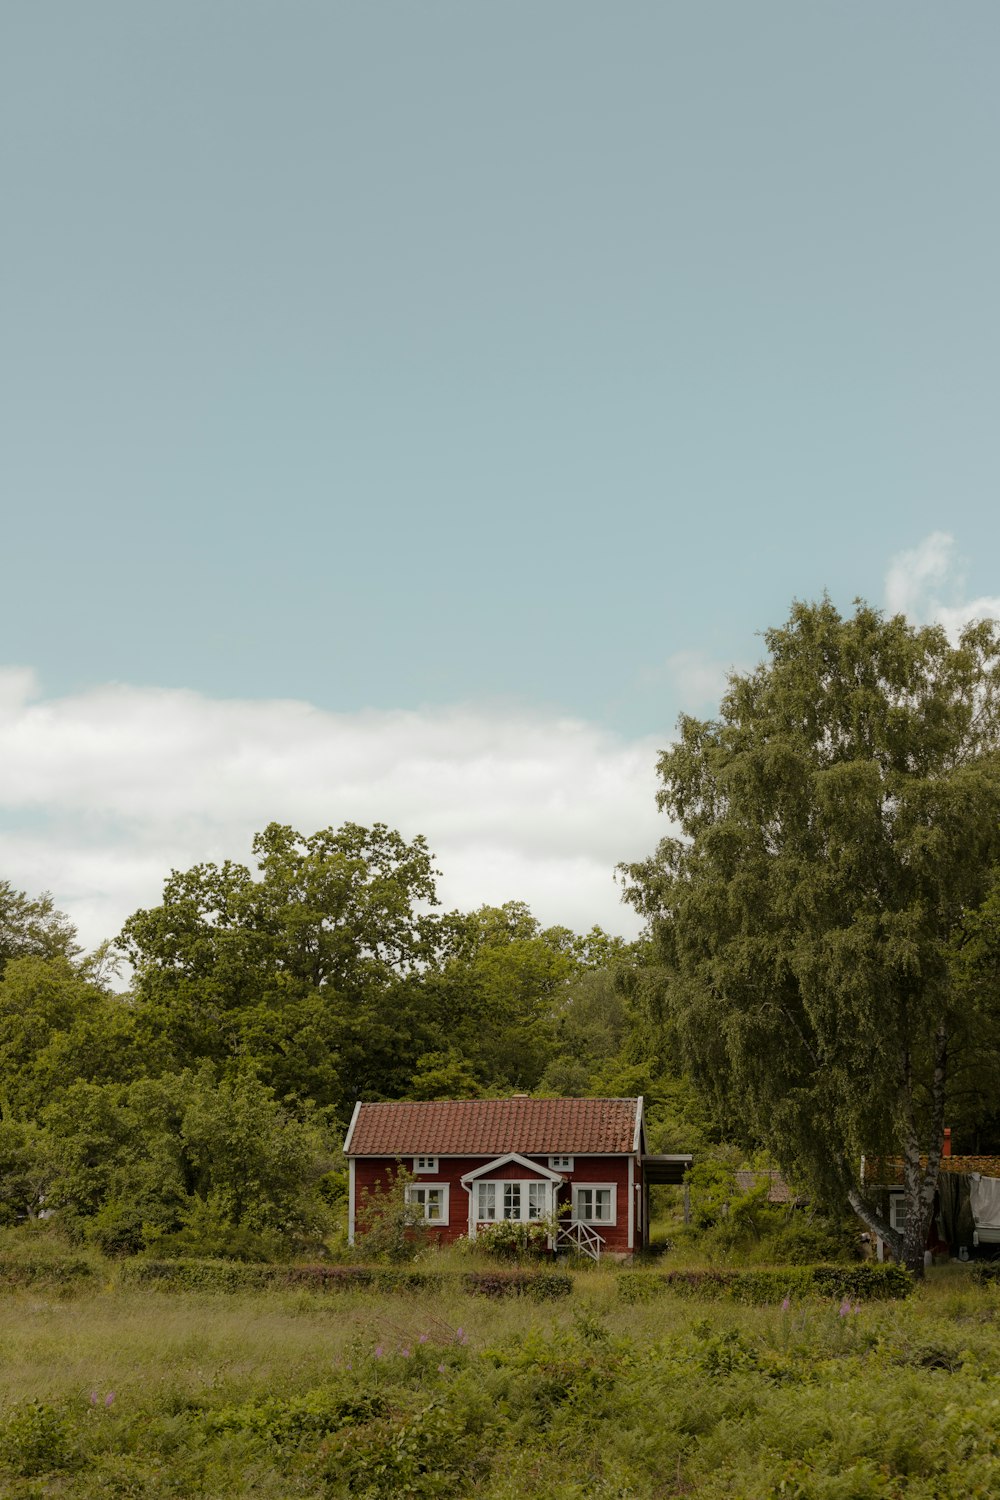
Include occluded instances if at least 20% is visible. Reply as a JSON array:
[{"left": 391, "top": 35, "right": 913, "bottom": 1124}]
[{"left": 0, "top": 829, "right": 712, "bottom": 1258}]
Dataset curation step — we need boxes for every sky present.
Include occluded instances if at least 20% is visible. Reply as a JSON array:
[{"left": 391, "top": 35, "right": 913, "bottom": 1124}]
[{"left": 3, "top": 5, "right": 1000, "bottom": 952}]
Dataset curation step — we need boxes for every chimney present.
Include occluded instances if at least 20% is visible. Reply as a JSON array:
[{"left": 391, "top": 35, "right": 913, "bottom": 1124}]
[{"left": 943, "top": 1127, "right": 952, "bottom": 1159}]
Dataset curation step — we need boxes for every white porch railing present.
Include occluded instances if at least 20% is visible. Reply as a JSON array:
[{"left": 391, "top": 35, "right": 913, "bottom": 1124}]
[{"left": 556, "top": 1221, "right": 603, "bottom": 1262}]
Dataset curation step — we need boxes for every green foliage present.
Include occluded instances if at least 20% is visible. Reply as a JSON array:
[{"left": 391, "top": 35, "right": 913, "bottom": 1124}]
[
  {"left": 622, "top": 600, "right": 1000, "bottom": 1271},
  {"left": 472, "top": 1218, "right": 554, "bottom": 1260},
  {"left": 617, "top": 1262, "right": 914, "bottom": 1305},
  {"left": 0, "top": 1400, "right": 76, "bottom": 1477},
  {"left": 0, "top": 1254, "right": 95, "bottom": 1292},
  {"left": 0, "top": 881, "right": 80, "bottom": 978},
  {"left": 461, "top": 1267, "right": 572, "bottom": 1299},
  {"left": 205, "top": 1385, "right": 388, "bottom": 1443},
  {"left": 354, "top": 1168, "right": 427, "bottom": 1263}
]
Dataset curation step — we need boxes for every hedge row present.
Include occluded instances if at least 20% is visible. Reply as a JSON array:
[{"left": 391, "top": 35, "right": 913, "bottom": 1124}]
[
  {"left": 970, "top": 1261, "right": 1000, "bottom": 1286},
  {"left": 0, "top": 1256, "right": 97, "bottom": 1290},
  {"left": 617, "top": 1263, "right": 914, "bottom": 1305},
  {"left": 119, "top": 1259, "right": 572, "bottom": 1299}
]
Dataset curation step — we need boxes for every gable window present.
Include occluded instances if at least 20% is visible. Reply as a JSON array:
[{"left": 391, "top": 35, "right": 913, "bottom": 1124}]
[
  {"left": 406, "top": 1184, "right": 449, "bottom": 1223},
  {"left": 573, "top": 1185, "right": 616, "bottom": 1225},
  {"left": 549, "top": 1156, "right": 574, "bottom": 1171},
  {"left": 413, "top": 1156, "right": 438, "bottom": 1173}
]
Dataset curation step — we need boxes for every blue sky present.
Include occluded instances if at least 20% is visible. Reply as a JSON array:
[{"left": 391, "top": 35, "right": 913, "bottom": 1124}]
[{"left": 3, "top": 5, "right": 999, "bottom": 947}]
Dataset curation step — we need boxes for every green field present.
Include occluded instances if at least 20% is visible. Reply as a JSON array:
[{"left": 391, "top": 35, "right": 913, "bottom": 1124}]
[{"left": 2, "top": 1257, "right": 1000, "bottom": 1498}]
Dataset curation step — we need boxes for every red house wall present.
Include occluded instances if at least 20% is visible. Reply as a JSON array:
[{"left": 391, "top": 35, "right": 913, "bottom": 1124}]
[{"left": 351, "top": 1153, "right": 637, "bottom": 1254}]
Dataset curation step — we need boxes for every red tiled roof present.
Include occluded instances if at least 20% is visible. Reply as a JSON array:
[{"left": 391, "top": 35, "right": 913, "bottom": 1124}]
[
  {"left": 734, "top": 1169, "right": 802, "bottom": 1205},
  {"left": 345, "top": 1097, "right": 641, "bottom": 1157}
]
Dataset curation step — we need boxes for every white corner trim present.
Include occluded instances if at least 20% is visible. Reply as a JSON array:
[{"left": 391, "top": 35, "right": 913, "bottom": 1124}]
[
  {"left": 348, "top": 1158, "right": 356, "bottom": 1246},
  {"left": 343, "top": 1100, "right": 362, "bottom": 1155},
  {"left": 627, "top": 1155, "right": 635, "bottom": 1249}
]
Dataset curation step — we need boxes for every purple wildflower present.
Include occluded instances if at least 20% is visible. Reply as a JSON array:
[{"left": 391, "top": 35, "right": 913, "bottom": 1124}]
[
  {"left": 781, "top": 1297, "right": 791, "bottom": 1312},
  {"left": 437, "top": 1363, "right": 447, "bottom": 1373},
  {"left": 104, "top": 1392, "right": 115, "bottom": 1407},
  {"left": 401, "top": 1347, "right": 411, "bottom": 1358},
  {"left": 418, "top": 1333, "right": 429, "bottom": 1344},
  {"left": 374, "top": 1345, "right": 384, "bottom": 1359},
  {"left": 838, "top": 1299, "right": 851, "bottom": 1318}
]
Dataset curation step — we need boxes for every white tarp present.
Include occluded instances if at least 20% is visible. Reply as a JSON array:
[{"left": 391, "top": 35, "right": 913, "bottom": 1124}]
[{"left": 970, "top": 1174, "right": 1000, "bottom": 1245}]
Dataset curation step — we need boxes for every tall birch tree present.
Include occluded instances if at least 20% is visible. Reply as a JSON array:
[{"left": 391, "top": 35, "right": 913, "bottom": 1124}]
[{"left": 622, "top": 600, "right": 1000, "bottom": 1274}]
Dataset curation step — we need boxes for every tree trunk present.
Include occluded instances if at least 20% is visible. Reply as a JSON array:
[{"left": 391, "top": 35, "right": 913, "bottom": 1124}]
[{"left": 847, "top": 1186, "right": 902, "bottom": 1263}]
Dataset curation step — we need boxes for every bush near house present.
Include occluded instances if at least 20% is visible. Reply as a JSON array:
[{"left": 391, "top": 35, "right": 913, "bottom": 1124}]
[{"left": 618, "top": 1262, "right": 913, "bottom": 1305}]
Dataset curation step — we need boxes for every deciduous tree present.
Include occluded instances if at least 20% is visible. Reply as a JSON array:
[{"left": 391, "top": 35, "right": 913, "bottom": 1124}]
[{"left": 622, "top": 601, "right": 1000, "bottom": 1273}]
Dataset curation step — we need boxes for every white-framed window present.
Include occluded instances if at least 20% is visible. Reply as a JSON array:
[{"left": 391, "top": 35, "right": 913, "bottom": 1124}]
[
  {"left": 413, "top": 1156, "right": 438, "bottom": 1173},
  {"left": 549, "top": 1156, "right": 574, "bottom": 1171},
  {"left": 889, "top": 1194, "right": 908, "bottom": 1234},
  {"left": 406, "top": 1184, "right": 449, "bottom": 1223},
  {"left": 475, "top": 1181, "right": 497, "bottom": 1222},
  {"left": 572, "top": 1184, "right": 616, "bottom": 1225},
  {"left": 475, "top": 1180, "right": 549, "bottom": 1223}
]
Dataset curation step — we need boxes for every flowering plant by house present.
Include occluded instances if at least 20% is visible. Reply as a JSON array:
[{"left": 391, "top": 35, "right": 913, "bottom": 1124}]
[{"left": 474, "top": 1217, "right": 554, "bottom": 1259}]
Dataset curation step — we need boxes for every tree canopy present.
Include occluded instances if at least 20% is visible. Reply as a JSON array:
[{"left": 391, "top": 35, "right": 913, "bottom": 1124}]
[{"left": 622, "top": 599, "right": 1000, "bottom": 1271}]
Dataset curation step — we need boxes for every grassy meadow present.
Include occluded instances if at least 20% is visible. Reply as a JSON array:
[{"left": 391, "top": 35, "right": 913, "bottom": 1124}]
[{"left": 3, "top": 1245, "right": 1000, "bottom": 1498}]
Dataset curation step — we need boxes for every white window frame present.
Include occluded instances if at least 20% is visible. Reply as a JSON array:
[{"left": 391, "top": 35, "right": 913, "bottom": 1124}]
[
  {"left": 889, "top": 1193, "right": 908, "bottom": 1234},
  {"left": 413, "top": 1156, "right": 438, "bottom": 1173},
  {"left": 548, "top": 1155, "right": 574, "bottom": 1171},
  {"left": 572, "top": 1183, "right": 617, "bottom": 1226},
  {"left": 406, "top": 1184, "right": 450, "bottom": 1224},
  {"left": 475, "top": 1179, "right": 551, "bottom": 1223}
]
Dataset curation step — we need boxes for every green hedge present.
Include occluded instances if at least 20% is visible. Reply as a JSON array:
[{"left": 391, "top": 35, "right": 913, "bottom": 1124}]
[
  {"left": 617, "top": 1263, "right": 914, "bottom": 1305},
  {"left": 120, "top": 1259, "right": 570, "bottom": 1298},
  {"left": 969, "top": 1260, "right": 1000, "bottom": 1286},
  {"left": 0, "top": 1256, "right": 97, "bottom": 1291},
  {"left": 461, "top": 1268, "right": 572, "bottom": 1300}
]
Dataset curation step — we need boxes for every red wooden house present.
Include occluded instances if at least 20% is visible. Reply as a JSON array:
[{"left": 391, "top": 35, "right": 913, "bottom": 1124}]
[{"left": 344, "top": 1095, "right": 691, "bottom": 1259}]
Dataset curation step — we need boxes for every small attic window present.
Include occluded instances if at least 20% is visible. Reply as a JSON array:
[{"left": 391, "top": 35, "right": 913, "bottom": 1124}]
[
  {"left": 549, "top": 1156, "right": 574, "bottom": 1171},
  {"left": 414, "top": 1156, "right": 438, "bottom": 1173}
]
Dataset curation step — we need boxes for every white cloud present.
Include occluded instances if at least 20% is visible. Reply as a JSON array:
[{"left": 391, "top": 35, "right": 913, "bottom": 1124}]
[
  {"left": 0, "top": 670, "right": 665, "bottom": 954},
  {"left": 885, "top": 532, "right": 1000, "bottom": 637}
]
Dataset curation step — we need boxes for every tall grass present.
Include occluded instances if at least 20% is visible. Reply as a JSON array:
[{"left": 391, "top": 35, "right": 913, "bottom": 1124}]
[{"left": 2, "top": 1257, "right": 999, "bottom": 1496}]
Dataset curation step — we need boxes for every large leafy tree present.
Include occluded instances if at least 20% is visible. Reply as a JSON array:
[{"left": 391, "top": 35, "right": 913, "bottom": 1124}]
[
  {"left": 0, "top": 882, "right": 80, "bottom": 977},
  {"left": 118, "top": 822, "right": 444, "bottom": 1111},
  {"left": 622, "top": 600, "right": 1000, "bottom": 1273}
]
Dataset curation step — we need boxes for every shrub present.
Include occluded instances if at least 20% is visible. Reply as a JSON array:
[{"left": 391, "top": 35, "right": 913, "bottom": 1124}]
[
  {"left": 461, "top": 1268, "right": 572, "bottom": 1300},
  {"left": 0, "top": 1401, "right": 76, "bottom": 1477},
  {"left": 617, "top": 1263, "right": 913, "bottom": 1305},
  {"left": 472, "top": 1219, "right": 553, "bottom": 1260},
  {"left": 354, "top": 1168, "right": 427, "bottom": 1263},
  {"left": 205, "top": 1386, "right": 388, "bottom": 1443},
  {"left": 121, "top": 1258, "right": 460, "bottom": 1295},
  {"left": 83, "top": 1200, "right": 147, "bottom": 1257},
  {"left": 0, "top": 1255, "right": 96, "bottom": 1292}
]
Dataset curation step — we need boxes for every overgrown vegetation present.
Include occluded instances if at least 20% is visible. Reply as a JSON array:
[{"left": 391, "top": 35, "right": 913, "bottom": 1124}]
[{"left": 0, "top": 1261, "right": 998, "bottom": 1496}]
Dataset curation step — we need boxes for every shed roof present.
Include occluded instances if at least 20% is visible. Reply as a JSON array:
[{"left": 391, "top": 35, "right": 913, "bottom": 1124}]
[
  {"left": 865, "top": 1155, "right": 1000, "bottom": 1187},
  {"left": 734, "top": 1169, "right": 802, "bottom": 1204},
  {"left": 345, "top": 1097, "right": 642, "bottom": 1157}
]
